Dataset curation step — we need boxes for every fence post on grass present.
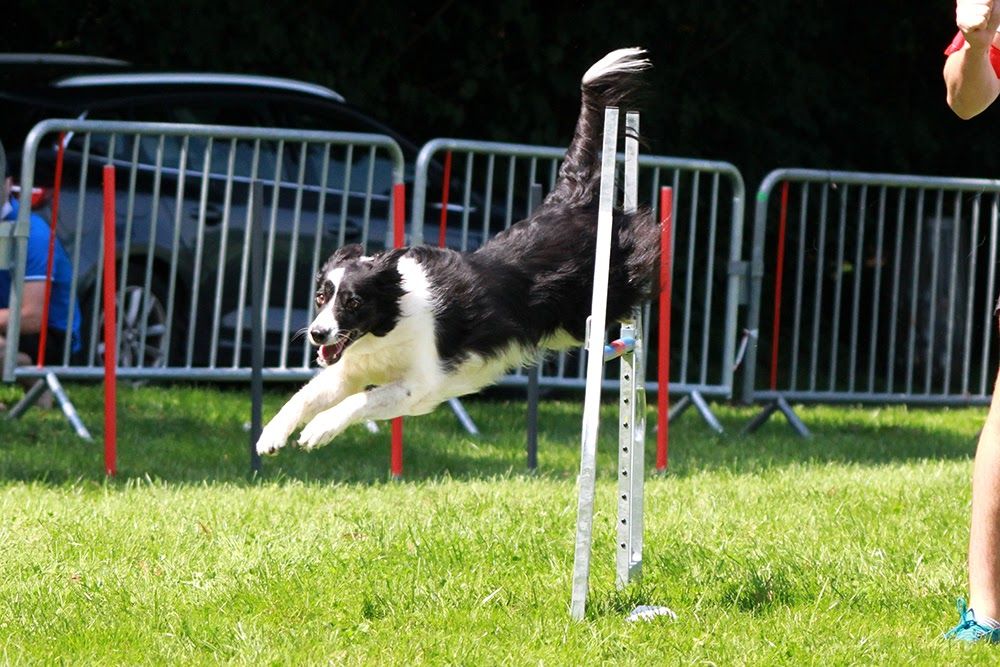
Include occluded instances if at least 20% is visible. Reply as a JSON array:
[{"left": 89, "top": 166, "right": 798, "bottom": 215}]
[
  {"left": 249, "top": 180, "right": 264, "bottom": 474},
  {"left": 102, "top": 164, "right": 117, "bottom": 476}
]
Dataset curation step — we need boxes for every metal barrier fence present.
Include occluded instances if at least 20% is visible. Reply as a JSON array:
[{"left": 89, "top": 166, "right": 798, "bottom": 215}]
[
  {"left": 743, "top": 168, "right": 1000, "bottom": 414},
  {"left": 4, "top": 119, "right": 405, "bottom": 384},
  {"left": 12, "top": 121, "right": 1000, "bottom": 445},
  {"left": 411, "top": 138, "right": 747, "bottom": 404}
]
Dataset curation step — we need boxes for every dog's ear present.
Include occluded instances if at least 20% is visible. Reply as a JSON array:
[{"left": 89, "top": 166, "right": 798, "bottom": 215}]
[
  {"left": 368, "top": 248, "right": 407, "bottom": 277},
  {"left": 333, "top": 243, "right": 366, "bottom": 263},
  {"left": 357, "top": 249, "right": 404, "bottom": 295},
  {"left": 317, "top": 243, "right": 367, "bottom": 285}
]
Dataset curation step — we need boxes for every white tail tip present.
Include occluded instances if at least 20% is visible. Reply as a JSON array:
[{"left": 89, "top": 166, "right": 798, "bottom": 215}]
[{"left": 582, "top": 47, "right": 651, "bottom": 85}]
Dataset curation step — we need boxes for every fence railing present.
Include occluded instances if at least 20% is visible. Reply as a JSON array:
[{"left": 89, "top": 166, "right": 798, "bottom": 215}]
[
  {"left": 11, "top": 121, "right": 1000, "bottom": 437},
  {"left": 4, "top": 119, "right": 405, "bottom": 383},
  {"left": 6, "top": 123, "right": 748, "bottom": 406},
  {"left": 744, "top": 168, "right": 1000, "bottom": 408},
  {"left": 411, "top": 138, "right": 748, "bottom": 401}
]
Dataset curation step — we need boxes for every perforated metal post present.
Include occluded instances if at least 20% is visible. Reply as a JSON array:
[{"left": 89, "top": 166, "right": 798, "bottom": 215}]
[
  {"left": 616, "top": 112, "right": 645, "bottom": 587},
  {"left": 616, "top": 312, "right": 646, "bottom": 588}
]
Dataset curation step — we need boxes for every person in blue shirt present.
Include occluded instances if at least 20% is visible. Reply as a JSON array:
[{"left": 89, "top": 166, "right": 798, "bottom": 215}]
[{"left": 0, "top": 164, "right": 83, "bottom": 366}]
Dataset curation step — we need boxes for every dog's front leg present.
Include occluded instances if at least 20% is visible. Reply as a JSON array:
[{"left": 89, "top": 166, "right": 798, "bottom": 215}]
[
  {"left": 297, "top": 382, "right": 415, "bottom": 451},
  {"left": 256, "top": 366, "right": 353, "bottom": 456}
]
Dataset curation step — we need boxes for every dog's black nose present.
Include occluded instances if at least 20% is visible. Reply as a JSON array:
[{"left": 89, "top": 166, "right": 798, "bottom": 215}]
[{"left": 309, "top": 327, "right": 330, "bottom": 345}]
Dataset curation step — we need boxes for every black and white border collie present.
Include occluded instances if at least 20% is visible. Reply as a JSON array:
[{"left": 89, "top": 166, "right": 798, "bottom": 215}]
[{"left": 256, "top": 47, "right": 659, "bottom": 455}]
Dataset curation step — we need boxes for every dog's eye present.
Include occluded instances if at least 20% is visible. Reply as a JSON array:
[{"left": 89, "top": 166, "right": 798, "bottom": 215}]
[
  {"left": 345, "top": 295, "right": 362, "bottom": 311},
  {"left": 315, "top": 291, "right": 326, "bottom": 306}
]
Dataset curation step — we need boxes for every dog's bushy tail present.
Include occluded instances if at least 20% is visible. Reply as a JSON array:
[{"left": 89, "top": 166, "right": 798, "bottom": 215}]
[{"left": 546, "top": 47, "right": 651, "bottom": 209}]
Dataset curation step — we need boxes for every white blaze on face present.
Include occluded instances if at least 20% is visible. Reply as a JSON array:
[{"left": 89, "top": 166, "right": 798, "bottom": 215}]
[{"left": 310, "top": 266, "right": 345, "bottom": 344}]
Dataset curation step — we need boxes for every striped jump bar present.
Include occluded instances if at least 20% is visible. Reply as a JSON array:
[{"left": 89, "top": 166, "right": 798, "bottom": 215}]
[{"left": 603, "top": 337, "right": 636, "bottom": 363}]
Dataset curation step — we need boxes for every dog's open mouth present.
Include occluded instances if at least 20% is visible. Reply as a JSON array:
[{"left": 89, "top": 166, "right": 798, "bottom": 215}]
[{"left": 318, "top": 333, "right": 355, "bottom": 367}]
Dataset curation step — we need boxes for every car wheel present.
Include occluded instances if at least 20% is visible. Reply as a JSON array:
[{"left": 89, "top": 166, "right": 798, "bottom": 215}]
[{"left": 96, "top": 269, "right": 174, "bottom": 370}]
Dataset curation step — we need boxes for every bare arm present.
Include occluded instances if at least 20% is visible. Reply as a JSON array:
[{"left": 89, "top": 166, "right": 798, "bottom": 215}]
[
  {"left": 945, "top": 33, "right": 1000, "bottom": 118},
  {"left": 0, "top": 281, "right": 47, "bottom": 336},
  {"left": 945, "top": 0, "right": 1000, "bottom": 118}
]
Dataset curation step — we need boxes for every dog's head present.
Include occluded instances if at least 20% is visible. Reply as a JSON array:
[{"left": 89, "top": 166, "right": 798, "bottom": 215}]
[{"left": 308, "top": 244, "right": 406, "bottom": 367}]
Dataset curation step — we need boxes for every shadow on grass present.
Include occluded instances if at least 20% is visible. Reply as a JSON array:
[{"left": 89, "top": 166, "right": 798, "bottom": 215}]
[
  {"left": 665, "top": 400, "right": 981, "bottom": 475},
  {"left": 0, "top": 382, "right": 984, "bottom": 486}
]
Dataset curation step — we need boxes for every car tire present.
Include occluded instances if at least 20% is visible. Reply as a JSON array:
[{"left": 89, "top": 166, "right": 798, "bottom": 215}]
[{"left": 95, "top": 262, "right": 181, "bottom": 370}]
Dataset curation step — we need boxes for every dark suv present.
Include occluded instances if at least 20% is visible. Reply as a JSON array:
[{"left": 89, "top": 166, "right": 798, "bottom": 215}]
[
  {"left": 0, "top": 54, "right": 488, "bottom": 370},
  {"left": 0, "top": 53, "right": 461, "bottom": 239}
]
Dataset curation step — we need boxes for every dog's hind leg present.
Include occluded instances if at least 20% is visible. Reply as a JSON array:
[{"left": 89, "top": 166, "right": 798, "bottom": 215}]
[
  {"left": 256, "top": 365, "right": 355, "bottom": 456},
  {"left": 297, "top": 382, "right": 416, "bottom": 451}
]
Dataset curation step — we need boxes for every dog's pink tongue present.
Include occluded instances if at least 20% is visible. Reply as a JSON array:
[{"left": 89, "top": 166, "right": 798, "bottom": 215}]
[
  {"left": 318, "top": 344, "right": 333, "bottom": 366},
  {"left": 319, "top": 342, "right": 342, "bottom": 365}
]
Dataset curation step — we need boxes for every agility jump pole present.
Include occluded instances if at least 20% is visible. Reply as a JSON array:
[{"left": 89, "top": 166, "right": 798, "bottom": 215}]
[
  {"left": 657, "top": 186, "right": 672, "bottom": 471},
  {"left": 569, "top": 106, "right": 620, "bottom": 621},
  {"left": 102, "top": 164, "right": 118, "bottom": 476},
  {"left": 37, "top": 132, "right": 65, "bottom": 366},
  {"left": 570, "top": 109, "right": 672, "bottom": 622},
  {"left": 525, "top": 183, "right": 544, "bottom": 471},
  {"left": 603, "top": 338, "right": 635, "bottom": 362},
  {"left": 2, "top": 134, "right": 89, "bottom": 438},
  {"left": 571, "top": 108, "right": 654, "bottom": 618},
  {"left": 391, "top": 182, "right": 406, "bottom": 478},
  {"left": 437, "top": 150, "right": 453, "bottom": 248},
  {"left": 434, "top": 150, "right": 480, "bottom": 437},
  {"left": 616, "top": 110, "right": 647, "bottom": 589},
  {"left": 770, "top": 181, "right": 789, "bottom": 392},
  {"left": 741, "top": 181, "right": 810, "bottom": 437}
]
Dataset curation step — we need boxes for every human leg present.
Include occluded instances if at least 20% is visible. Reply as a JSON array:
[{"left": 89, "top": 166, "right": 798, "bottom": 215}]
[
  {"left": 967, "top": 361, "right": 1000, "bottom": 622},
  {"left": 947, "top": 305, "right": 1000, "bottom": 642}
]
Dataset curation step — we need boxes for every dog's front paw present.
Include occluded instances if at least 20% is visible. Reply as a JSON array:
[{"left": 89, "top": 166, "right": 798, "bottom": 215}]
[
  {"left": 256, "top": 421, "right": 293, "bottom": 456},
  {"left": 297, "top": 413, "right": 348, "bottom": 451}
]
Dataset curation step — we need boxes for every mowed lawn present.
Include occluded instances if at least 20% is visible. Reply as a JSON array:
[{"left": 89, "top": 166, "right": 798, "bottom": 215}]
[{"left": 0, "top": 381, "right": 994, "bottom": 664}]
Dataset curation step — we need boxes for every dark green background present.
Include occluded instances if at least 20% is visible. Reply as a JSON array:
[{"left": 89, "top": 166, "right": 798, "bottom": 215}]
[{"left": 7, "top": 1, "right": 992, "bottom": 189}]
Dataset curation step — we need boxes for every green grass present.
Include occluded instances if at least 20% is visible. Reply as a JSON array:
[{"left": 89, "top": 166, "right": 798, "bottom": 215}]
[{"left": 0, "top": 382, "right": 994, "bottom": 664}]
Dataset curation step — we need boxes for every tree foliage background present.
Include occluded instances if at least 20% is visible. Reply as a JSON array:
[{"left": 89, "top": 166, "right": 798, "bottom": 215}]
[{"left": 8, "top": 0, "right": 997, "bottom": 188}]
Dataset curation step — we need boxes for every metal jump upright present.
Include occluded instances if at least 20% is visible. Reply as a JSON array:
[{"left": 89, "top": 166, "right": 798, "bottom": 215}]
[{"left": 570, "top": 108, "right": 653, "bottom": 620}]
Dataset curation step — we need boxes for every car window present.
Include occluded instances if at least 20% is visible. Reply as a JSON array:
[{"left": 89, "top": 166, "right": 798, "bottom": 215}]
[
  {"left": 67, "top": 96, "right": 286, "bottom": 181},
  {"left": 135, "top": 97, "right": 284, "bottom": 180},
  {"left": 270, "top": 99, "right": 396, "bottom": 194}
]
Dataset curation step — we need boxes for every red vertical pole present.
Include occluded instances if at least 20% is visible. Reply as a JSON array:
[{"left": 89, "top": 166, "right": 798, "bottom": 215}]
[
  {"left": 657, "top": 187, "right": 672, "bottom": 471},
  {"left": 37, "top": 132, "right": 66, "bottom": 367},
  {"left": 102, "top": 165, "right": 118, "bottom": 476},
  {"left": 391, "top": 182, "right": 406, "bottom": 478},
  {"left": 769, "top": 182, "right": 790, "bottom": 391},
  {"left": 437, "top": 151, "right": 452, "bottom": 248}
]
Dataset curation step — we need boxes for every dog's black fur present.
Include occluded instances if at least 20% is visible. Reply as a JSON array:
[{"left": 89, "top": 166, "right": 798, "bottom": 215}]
[{"left": 256, "top": 47, "right": 660, "bottom": 455}]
